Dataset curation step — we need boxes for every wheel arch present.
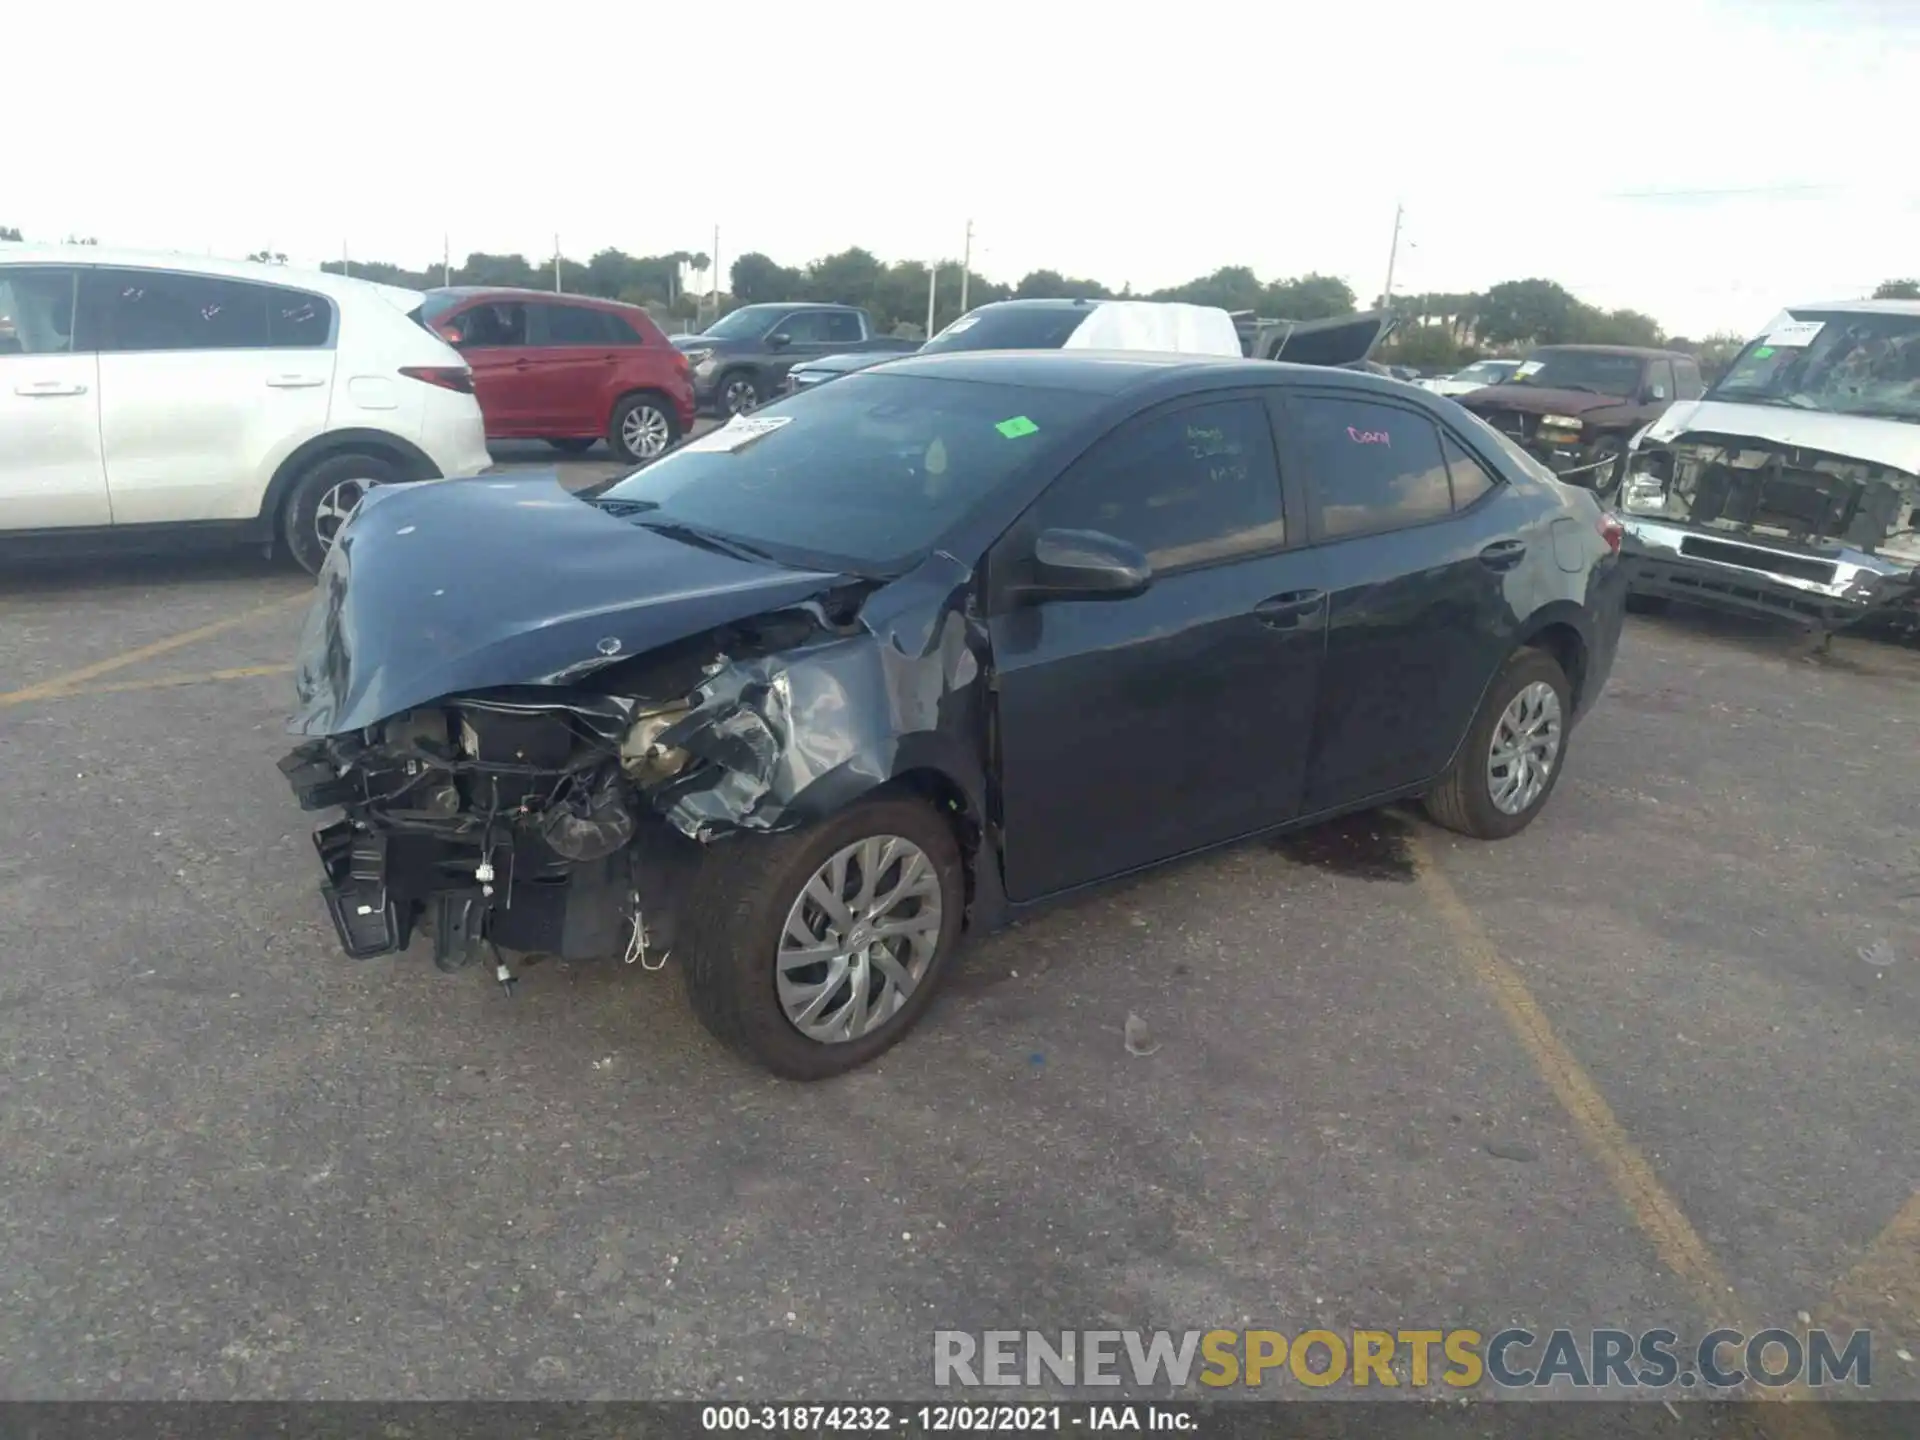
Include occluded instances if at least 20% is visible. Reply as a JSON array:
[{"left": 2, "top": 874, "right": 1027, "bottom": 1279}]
[
  {"left": 259, "top": 428, "right": 441, "bottom": 531},
  {"left": 1513, "top": 604, "right": 1592, "bottom": 713}
]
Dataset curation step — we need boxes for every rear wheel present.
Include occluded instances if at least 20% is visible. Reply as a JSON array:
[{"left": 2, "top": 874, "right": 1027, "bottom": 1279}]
[
  {"left": 547, "top": 437, "right": 595, "bottom": 454},
  {"left": 609, "top": 392, "right": 679, "bottom": 462},
  {"left": 282, "top": 451, "right": 403, "bottom": 575},
  {"left": 1422, "top": 647, "right": 1572, "bottom": 840},
  {"left": 678, "top": 795, "right": 966, "bottom": 1080}
]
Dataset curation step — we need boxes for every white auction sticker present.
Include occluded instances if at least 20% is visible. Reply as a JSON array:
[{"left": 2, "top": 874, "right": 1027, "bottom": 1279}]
[
  {"left": 1763, "top": 319, "right": 1825, "bottom": 348},
  {"left": 682, "top": 415, "right": 793, "bottom": 453}
]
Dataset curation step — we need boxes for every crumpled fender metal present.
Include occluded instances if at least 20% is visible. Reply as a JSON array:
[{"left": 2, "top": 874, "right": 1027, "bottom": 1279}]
[{"left": 644, "top": 551, "right": 989, "bottom": 840}]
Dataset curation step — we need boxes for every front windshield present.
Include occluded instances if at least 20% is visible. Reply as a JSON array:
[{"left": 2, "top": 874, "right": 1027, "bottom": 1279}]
[
  {"left": 599, "top": 373, "right": 1099, "bottom": 574},
  {"left": 1455, "top": 360, "right": 1517, "bottom": 385},
  {"left": 1709, "top": 310, "right": 1920, "bottom": 423},
  {"left": 921, "top": 305, "right": 1091, "bottom": 354},
  {"left": 1509, "top": 350, "right": 1645, "bottom": 396},
  {"left": 699, "top": 305, "right": 782, "bottom": 340}
]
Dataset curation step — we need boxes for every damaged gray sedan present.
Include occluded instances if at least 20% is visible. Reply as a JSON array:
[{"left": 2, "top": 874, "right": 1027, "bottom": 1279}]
[
  {"left": 1618, "top": 300, "right": 1920, "bottom": 635},
  {"left": 282, "top": 351, "right": 1625, "bottom": 1078}
]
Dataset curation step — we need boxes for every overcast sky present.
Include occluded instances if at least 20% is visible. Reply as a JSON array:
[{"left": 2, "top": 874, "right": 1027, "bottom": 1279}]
[{"left": 9, "top": 0, "right": 1914, "bottom": 338}]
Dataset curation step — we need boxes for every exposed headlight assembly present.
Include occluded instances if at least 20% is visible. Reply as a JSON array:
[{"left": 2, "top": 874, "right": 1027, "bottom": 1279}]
[{"left": 1539, "top": 413, "right": 1585, "bottom": 430}]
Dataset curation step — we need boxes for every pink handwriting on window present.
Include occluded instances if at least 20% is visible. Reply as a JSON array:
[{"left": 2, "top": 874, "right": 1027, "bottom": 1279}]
[{"left": 1347, "top": 426, "right": 1391, "bottom": 446}]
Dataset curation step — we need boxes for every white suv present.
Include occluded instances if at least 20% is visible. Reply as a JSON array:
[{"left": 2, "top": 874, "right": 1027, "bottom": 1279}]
[{"left": 0, "top": 245, "right": 491, "bottom": 573}]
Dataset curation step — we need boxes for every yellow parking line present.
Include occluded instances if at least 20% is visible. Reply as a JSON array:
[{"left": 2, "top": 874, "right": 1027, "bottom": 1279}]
[
  {"left": 1824, "top": 1190, "right": 1919, "bottom": 1340},
  {"left": 1410, "top": 831, "right": 1734, "bottom": 1299},
  {"left": 0, "top": 593, "right": 308, "bottom": 709},
  {"left": 1411, "top": 832, "right": 1844, "bottom": 1433},
  {"left": 45, "top": 663, "right": 293, "bottom": 700}
]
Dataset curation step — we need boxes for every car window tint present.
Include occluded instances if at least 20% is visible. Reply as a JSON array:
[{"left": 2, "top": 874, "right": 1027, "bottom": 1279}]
[
  {"left": 1440, "top": 433, "right": 1498, "bottom": 509},
  {"left": 544, "top": 304, "right": 617, "bottom": 345},
  {"left": 778, "top": 311, "right": 835, "bottom": 343},
  {"left": 266, "top": 286, "right": 334, "bottom": 348},
  {"left": 822, "top": 310, "right": 863, "bottom": 343},
  {"left": 604, "top": 310, "right": 647, "bottom": 344},
  {"left": 1647, "top": 358, "right": 1674, "bottom": 401},
  {"left": 88, "top": 268, "right": 271, "bottom": 352},
  {"left": 1674, "top": 359, "right": 1705, "bottom": 399},
  {"left": 1033, "top": 398, "right": 1287, "bottom": 570},
  {"left": 1296, "top": 395, "right": 1453, "bottom": 539},
  {"left": 0, "top": 267, "right": 78, "bottom": 355},
  {"left": 449, "top": 301, "right": 526, "bottom": 347}
]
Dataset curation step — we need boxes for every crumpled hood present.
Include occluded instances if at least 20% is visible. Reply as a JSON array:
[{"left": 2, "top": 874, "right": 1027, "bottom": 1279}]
[
  {"left": 1640, "top": 398, "right": 1920, "bottom": 475},
  {"left": 287, "top": 475, "right": 846, "bottom": 737},
  {"left": 1462, "top": 385, "right": 1627, "bottom": 416}
]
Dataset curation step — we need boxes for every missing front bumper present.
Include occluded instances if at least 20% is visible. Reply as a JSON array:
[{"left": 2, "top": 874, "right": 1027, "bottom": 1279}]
[{"left": 1621, "top": 517, "right": 1920, "bottom": 630}]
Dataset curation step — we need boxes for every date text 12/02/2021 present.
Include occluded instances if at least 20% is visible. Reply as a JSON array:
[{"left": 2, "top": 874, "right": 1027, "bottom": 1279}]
[{"left": 701, "top": 1405, "right": 1194, "bottom": 1432}]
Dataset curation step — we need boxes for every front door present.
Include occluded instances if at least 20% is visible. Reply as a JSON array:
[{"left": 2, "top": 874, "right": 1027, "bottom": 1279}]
[
  {"left": 987, "top": 392, "right": 1328, "bottom": 901},
  {"left": 0, "top": 265, "right": 110, "bottom": 529},
  {"left": 1278, "top": 389, "right": 1523, "bottom": 810}
]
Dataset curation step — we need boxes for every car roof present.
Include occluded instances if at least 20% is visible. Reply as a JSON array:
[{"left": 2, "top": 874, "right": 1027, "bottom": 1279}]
[
  {"left": 426, "top": 285, "right": 648, "bottom": 311},
  {"left": 0, "top": 243, "right": 422, "bottom": 308},
  {"left": 858, "top": 348, "right": 1402, "bottom": 397},
  {"left": 968, "top": 297, "right": 1105, "bottom": 312},
  {"left": 1530, "top": 343, "right": 1690, "bottom": 359},
  {"left": 1785, "top": 298, "right": 1920, "bottom": 317}
]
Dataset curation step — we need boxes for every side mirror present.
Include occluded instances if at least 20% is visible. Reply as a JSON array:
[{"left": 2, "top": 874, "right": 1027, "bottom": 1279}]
[
  {"left": 1644, "top": 387, "right": 1669, "bottom": 404},
  {"left": 767, "top": 331, "right": 791, "bottom": 349},
  {"left": 1014, "top": 528, "right": 1152, "bottom": 603}
]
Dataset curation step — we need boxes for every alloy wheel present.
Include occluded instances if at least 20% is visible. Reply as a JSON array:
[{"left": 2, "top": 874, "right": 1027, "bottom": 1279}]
[
  {"left": 723, "top": 378, "right": 758, "bottom": 414},
  {"left": 314, "top": 479, "right": 369, "bottom": 551},
  {"left": 621, "top": 404, "right": 672, "bottom": 459},
  {"left": 776, "top": 835, "right": 943, "bottom": 1044},
  {"left": 1486, "top": 680, "right": 1563, "bottom": 815}
]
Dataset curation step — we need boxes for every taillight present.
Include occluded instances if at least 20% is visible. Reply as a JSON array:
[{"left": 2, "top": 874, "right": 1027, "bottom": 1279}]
[
  {"left": 1596, "top": 512, "right": 1624, "bottom": 554},
  {"left": 400, "top": 365, "right": 474, "bottom": 394},
  {"left": 670, "top": 349, "right": 691, "bottom": 374}
]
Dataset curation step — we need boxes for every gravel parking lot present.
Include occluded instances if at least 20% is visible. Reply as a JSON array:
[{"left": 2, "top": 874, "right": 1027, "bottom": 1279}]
[{"left": 2, "top": 463, "right": 1916, "bottom": 1404}]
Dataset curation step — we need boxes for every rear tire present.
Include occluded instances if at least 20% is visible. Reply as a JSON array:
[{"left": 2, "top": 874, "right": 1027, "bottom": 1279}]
[
  {"left": 678, "top": 795, "right": 966, "bottom": 1080},
  {"left": 609, "top": 392, "right": 680, "bottom": 463},
  {"left": 282, "top": 451, "right": 403, "bottom": 576},
  {"left": 1422, "top": 647, "right": 1572, "bottom": 840},
  {"left": 547, "top": 437, "right": 595, "bottom": 454}
]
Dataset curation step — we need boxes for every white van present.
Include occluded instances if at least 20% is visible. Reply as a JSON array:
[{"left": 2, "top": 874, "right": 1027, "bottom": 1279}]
[{"left": 0, "top": 245, "right": 490, "bottom": 573}]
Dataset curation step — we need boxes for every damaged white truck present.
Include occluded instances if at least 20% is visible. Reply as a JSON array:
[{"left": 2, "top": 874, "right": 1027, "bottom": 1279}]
[{"left": 1617, "top": 299, "right": 1920, "bottom": 636}]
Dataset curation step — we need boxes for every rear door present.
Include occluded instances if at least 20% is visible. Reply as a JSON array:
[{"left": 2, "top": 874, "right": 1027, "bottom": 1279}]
[
  {"left": 987, "top": 391, "right": 1328, "bottom": 900},
  {"left": 524, "top": 302, "right": 625, "bottom": 434},
  {"left": 87, "top": 266, "right": 336, "bottom": 524},
  {"left": 443, "top": 299, "right": 532, "bottom": 436},
  {"left": 1279, "top": 387, "right": 1522, "bottom": 809},
  {"left": 0, "top": 264, "right": 110, "bottom": 528}
]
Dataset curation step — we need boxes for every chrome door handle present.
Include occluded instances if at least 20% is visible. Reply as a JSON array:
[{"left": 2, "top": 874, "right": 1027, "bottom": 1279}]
[
  {"left": 14, "top": 381, "right": 88, "bottom": 397},
  {"left": 266, "top": 375, "right": 326, "bottom": 389}
]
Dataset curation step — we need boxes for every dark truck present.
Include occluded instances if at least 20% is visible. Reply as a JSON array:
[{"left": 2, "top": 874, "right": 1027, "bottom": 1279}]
[
  {"left": 671, "top": 303, "right": 918, "bottom": 415},
  {"left": 1457, "top": 344, "right": 1705, "bottom": 494},
  {"left": 778, "top": 299, "right": 1396, "bottom": 395}
]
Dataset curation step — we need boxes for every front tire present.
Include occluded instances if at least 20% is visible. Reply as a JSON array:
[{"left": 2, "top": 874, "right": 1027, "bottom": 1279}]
[
  {"left": 282, "top": 452, "right": 402, "bottom": 576},
  {"left": 679, "top": 795, "right": 966, "bottom": 1080},
  {"left": 1422, "top": 647, "right": 1572, "bottom": 840},
  {"left": 609, "top": 392, "right": 680, "bottom": 463},
  {"left": 717, "top": 372, "right": 760, "bottom": 416}
]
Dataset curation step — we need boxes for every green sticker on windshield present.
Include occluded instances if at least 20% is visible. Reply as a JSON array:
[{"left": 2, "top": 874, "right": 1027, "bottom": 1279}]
[
  {"left": 996, "top": 415, "right": 1039, "bottom": 439},
  {"left": 1754, "top": 346, "right": 1775, "bottom": 359}
]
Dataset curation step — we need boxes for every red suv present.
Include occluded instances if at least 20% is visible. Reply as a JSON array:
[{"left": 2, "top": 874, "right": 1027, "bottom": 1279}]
[{"left": 419, "top": 288, "right": 695, "bottom": 462}]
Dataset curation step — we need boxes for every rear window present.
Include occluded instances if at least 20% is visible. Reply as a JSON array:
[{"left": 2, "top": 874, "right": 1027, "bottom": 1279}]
[{"left": 922, "top": 305, "right": 1093, "bottom": 353}]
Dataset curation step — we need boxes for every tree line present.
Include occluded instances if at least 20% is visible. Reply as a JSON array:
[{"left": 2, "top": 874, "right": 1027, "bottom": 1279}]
[{"left": 4, "top": 225, "right": 1915, "bottom": 375}]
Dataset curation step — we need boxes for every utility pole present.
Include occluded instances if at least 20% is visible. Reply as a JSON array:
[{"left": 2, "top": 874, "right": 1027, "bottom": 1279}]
[
  {"left": 926, "top": 264, "right": 938, "bottom": 338},
  {"left": 342, "top": 241, "right": 350, "bottom": 278},
  {"left": 959, "top": 219, "right": 973, "bottom": 315},
  {"left": 553, "top": 234, "right": 562, "bottom": 293},
  {"left": 1381, "top": 202, "right": 1404, "bottom": 307},
  {"left": 712, "top": 225, "right": 722, "bottom": 319},
  {"left": 443, "top": 234, "right": 451, "bottom": 286}
]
